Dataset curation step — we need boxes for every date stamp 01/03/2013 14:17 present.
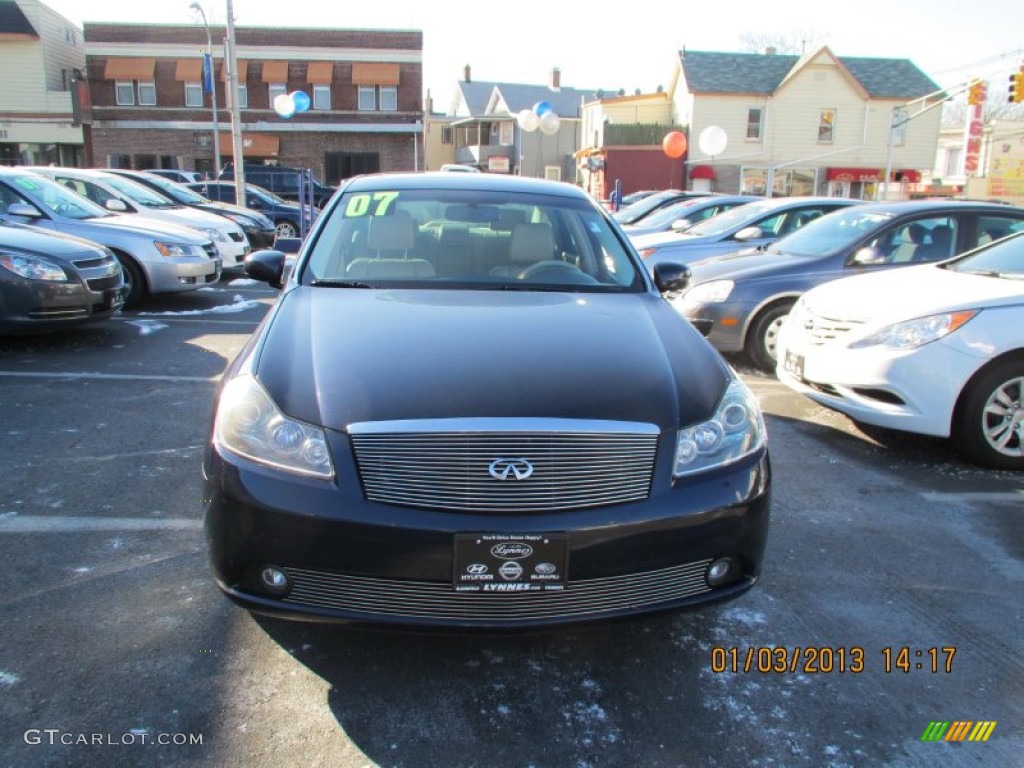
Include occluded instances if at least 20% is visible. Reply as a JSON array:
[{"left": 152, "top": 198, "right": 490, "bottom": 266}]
[{"left": 710, "top": 646, "right": 958, "bottom": 675}]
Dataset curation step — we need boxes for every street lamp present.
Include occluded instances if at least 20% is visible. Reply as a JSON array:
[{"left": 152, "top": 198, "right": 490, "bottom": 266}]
[{"left": 189, "top": 2, "right": 221, "bottom": 177}]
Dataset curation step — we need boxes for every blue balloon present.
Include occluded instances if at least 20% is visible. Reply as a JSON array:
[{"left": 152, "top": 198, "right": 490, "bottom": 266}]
[
  {"left": 291, "top": 91, "right": 311, "bottom": 113},
  {"left": 533, "top": 101, "right": 552, "bottom": 116}
]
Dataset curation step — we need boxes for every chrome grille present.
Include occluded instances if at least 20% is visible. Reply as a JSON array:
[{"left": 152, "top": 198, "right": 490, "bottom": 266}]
[
  {"left": 202, "top": 242, "right": 219, "bottom": 260},
  {"left": 283, "top": 560, "right": 712, "bottom": 621},
  {"left": 799, "top": 311, "right": 865, "bottom": 346},
  {"left": 229, "top": 232, "right": 245, "bottom": 242},
  {"left": 349, "top": 419, "right": 659, "bottom": 513},
  {"left": 86, "top": 275, "right": 120, "bottom": 291}
]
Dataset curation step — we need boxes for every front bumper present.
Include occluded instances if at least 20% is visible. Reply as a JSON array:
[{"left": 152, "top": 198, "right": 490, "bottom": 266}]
[
  {"left": 0, "top": 275, "right": 125, "bottom": 333},
  {"left": 775, "top": 324, "right": 978, "bottom": 437},
  {"left": 675, "top": 299, "right": 751, "bottom": 353},
  {"left": 203, "top": 440, "right": 771, "bottom": 629},
  {"left": 144, "top": 257, "right": 221, "bottom": 294}
]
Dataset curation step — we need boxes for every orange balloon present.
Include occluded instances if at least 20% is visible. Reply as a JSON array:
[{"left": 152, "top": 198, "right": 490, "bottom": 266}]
[{"left": 663, "top": 131, "right": 687, "bottom": 159}]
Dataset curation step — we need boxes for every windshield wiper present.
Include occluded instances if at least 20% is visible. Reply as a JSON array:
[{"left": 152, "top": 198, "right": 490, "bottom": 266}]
[
  {"left": 958, "top": 269, "right": 1020, "bottom": 279},
  {"left": 311, "top": 278, "right": 374, "bottom": 288}
]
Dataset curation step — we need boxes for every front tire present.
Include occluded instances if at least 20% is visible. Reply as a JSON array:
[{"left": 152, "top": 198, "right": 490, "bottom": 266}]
[
  {"left": 953, "top": 358, "right": 1024, "bottom": 470},
  {"left": 746, "top": 303, "right": 793, "bottom": 373},
  {"left": 115, "top": 254, "right": 147, "bottom": 308}
]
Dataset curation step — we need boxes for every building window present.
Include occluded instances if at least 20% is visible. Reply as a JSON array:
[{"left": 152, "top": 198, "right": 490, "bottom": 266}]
[
  {"left": 138, "top": 81, "right": 157, "bottom": 106},
  {"left": 379, "top": 85, "right": 397, "bottom": 111},
  {"left": 891, "top": 108, "right": 908, "bottom": 147},
  {"left": 544, "top": 166, "right": 561, "bottom": 182},
  {"left": 944, "top": 147, "right": 962, "bottom": 177},
  {"left": 108, "top": 154, "right": 132, "bottom": 169},
  {"left": 818, "top": 109, "right": 835, "bottom": 142},
  {"left": 268, "top": 82, "right": 287, "bottom": 105},
  {"left": 441, "top": 126, "right": 453, "bottom": 144},
  {"left": 313, "top": 84, "right": 331, "bottom": 110},
  {"left": 746, "top": 108, "right": 763, "bottom": 140},
  {"left": 185, "top": 82, "right": 203, "bottom": 107},
  {"left": 115, "top": 80, "right": 135, "bottom": 106},
  {"left": 358, "top": 85, "right": 376, "bottom": 111},
  {"left": 499, "top": 121, "right": 514, "bottom": 146},
  {"left": 236, "top": 84, "right": 248, "bottom": 109}
]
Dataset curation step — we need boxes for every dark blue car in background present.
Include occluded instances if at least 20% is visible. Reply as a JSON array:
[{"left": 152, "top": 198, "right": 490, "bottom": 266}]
[{"left": 188, "top": 181, "right": 317, "bottom": 240}]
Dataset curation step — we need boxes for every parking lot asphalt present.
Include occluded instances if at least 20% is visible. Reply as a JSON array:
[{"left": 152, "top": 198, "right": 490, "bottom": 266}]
[{"left": 0, "top": 277, "right": 1021, "bottom": 767}]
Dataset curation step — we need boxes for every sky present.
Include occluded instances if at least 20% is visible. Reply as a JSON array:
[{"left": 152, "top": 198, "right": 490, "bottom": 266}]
[{"left": 41, "top": 0, "right": 1024, "bottom": 105}]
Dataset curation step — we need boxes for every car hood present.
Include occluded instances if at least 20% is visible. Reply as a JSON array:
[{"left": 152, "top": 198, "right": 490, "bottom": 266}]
[
  {"left": 0, "top": 223, "right": 107, "bottom": 261},
  {"left": 631, "top": 230, "right": 720, "bottom": 249},
  {"left": 197, "top": 200, "right": 274, "bottom": 228},
  {"left": 800, "top": 263, "right": 1024, "bottom": 323},
  {"left": 252, "top": 288, "right": 730, "bottom": 432},
  {"left": 688, "top": 249, "right": 812, "bottom": 283}
]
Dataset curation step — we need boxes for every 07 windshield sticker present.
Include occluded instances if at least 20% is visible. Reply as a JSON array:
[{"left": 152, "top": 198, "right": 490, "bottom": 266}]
[{"left": 343, "top": 191, "right": 399, "bottom": 218}]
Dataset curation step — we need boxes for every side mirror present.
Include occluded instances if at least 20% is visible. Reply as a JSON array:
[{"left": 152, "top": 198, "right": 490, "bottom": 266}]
[
  {"left": 244, "top": 249, "right": 287, "bottom": 288},
  {"left": 734, "top": 226, "right": 763, "bottom": 241},
  {"left": 652, "top": 262, "right": 692, "bottom": 299},
  {"left": 670, "top": 218, "right": 693, "bottom": 232},
  {"left": 851, "top": 246, "right": 885, "bottom": 265},
  {"left": 6, "top": 203, "right": 42, "bottom": 218},
  {"left": 104, "top": 199, "right": 129, "bottom": 212}
]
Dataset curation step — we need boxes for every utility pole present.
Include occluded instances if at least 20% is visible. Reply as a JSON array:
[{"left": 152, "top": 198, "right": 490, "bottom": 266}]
[
  {"left": 189, "top": 2, "right": 221, "bottom": 177},
  {"left": 225, "top": 0, "right": 245, "bottom": 201}
]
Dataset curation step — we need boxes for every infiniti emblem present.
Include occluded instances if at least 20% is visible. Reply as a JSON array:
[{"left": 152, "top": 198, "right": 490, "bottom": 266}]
[{"left": 488, "top": 457, "right": 534, "bottom": 481}]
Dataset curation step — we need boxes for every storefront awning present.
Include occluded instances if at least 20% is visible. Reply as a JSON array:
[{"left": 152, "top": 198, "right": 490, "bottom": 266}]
[
  {"left": 174, "top": 59, "right": 203, "bottom": 82},
  {"left": 104, "top": 57, "right": 156, "bottom": 81},
  {"left": 217, "top": 132, "right": 280, "bottom": 159},
  {"left": 351, "top": 62, "right": 399, "bottom": 86},
  {"left": 689, "top": 165, "right": 716, "bottom": 180},
  {"left": 261, "top": 61, "right": 288, "bottom": 83},
  {"left": 306, "top": 61, "right": 334, "bottom": 85},
  {"left": 219, "top": 60, "right": 248, "bottom": 82}
]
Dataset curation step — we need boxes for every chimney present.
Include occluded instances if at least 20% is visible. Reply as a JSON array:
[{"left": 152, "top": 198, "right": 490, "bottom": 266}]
[
  {"left": 765, "top": 46, "right": 777, "bottom": 56},
  {"left": 463, "top": 64, "right": 471, "bottom": 83},
  {"left": 550, "top": 67, "right": 561, "bottom": 90}
]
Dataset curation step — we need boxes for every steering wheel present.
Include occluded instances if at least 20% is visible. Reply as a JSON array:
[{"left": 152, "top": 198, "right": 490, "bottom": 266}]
[{"left": 517, "top": 260, "right": 598, "bottom": 284}]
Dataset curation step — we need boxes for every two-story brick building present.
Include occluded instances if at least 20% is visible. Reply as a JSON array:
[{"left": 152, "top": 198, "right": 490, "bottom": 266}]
[{"left": 81, "top": 23, "right": 423, "bottom": 183}]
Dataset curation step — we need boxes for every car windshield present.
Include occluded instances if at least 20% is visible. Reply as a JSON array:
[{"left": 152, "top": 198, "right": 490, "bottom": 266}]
[
  {"left": 943, "top": 231, "right": 1024, "bottom": 278},
  {"left": 249, "top": 184, "right": 287, "bottom": 204},
  {"left": 138, "top": 174, "right": 211, "bottom": 204},
  {"left": 103, "top": 175, "right": 176, "bottom": 208},
  {"left": 767, "top": 209, "right": 893, "bottom": 257},
  {"left": 685, "top": 200, "right": 781, "bottom": 237},
  {"left": 636, "top": 199, "right": 708, "bottom": 229},
  {"left": 612, "top": 190, "right": 682, "bottom": 223},
  {"left": 11, "top": 175, "right": 109, "bottom": 220},
  {"left": 304, "top": 187, "right": 645, "bottom": 292}
]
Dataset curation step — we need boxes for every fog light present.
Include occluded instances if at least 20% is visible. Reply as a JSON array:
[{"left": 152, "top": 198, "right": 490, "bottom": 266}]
[
  {"left": 260, "top": 565, "right": 291, "bottom": 595},
  {"left": 706, "top": 557, "right": 739, "bottom": 587}
]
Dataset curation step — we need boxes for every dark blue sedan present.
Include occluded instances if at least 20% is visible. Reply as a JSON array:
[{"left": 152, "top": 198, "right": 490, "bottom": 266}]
[
  {"left": 188, "top": 181, "right": 317, "bottom": 240},
  {"left": 202, "top": 172, "right": 771, "bottom": 629}
]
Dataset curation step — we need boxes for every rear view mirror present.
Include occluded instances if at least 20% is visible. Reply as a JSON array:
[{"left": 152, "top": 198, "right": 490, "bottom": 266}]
[
  {"left": 670, "top": 218, "right": 693, "bottom": 232},
  {"left": 851, "top": 246, "right": 886, "bottom": 265},
  {"left": 652, "top": 262, "right": 692, "bottom": 299},
  {"left": 104, "top": 199, "right": 128, "bottom": 212},
  {"left": 444, "top": 204, "right": 499, "bottom": 224},
  {"left": 244, "top": 249, "right": 287, "bottom": 288},
  {"left": 6, "top": 203, "right": 42, "bottom": 218}
]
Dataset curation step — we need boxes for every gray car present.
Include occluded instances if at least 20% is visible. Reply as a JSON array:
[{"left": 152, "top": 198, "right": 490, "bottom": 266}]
[
  {"left": 622, "top": 195, "right": 762, "bottom": 239},
  {"left": 0, "top": 167, "right": 220, "bottom": 306},
  {"left": 674, "top": 200, "right": 1024, "bottom": 371},
  {"left": 631, "top": 196, "right": 862, "bottom": 268}
]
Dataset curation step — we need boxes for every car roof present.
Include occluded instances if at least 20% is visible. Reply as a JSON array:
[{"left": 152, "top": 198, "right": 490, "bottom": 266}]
[
  {"left": 341, "top": 172, "right": 590, "bottom": 201},
  {"left": 829, "top": 199, "right": 1024, "bottom": 214}
]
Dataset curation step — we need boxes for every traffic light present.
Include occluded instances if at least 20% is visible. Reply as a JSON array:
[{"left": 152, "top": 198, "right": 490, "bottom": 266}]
[
  {"left": 1010, "top": 67, "right": 1024, "bottom": 104},
  {"left": 967, "top": 79, "right": 987, "bottom": 106}
]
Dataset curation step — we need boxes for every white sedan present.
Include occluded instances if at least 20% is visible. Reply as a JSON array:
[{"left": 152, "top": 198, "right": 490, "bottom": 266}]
[{"left": 776, "top": 231, "right": 1024, "bottom": 470}]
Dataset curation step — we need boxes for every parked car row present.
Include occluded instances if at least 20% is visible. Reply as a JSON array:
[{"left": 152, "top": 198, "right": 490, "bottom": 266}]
[
  {"left": 615, "top": 188, "right": 1024, "bottom": 469},
  {"left": 0, "top": 165, "right": 311, "bottom": 332}
]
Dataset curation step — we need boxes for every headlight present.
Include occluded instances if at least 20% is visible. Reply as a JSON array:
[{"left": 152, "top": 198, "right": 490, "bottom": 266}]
[
  {"left": 675, "top": 379, "right": 766, "bottom": 477},
  {"left": 848, "top": 310, "right": 978, "bottom": 350},
  {"left": 154, "top": 242, "right": 206, "bottom": 258},
  {"left": 200, "top": 227, "right": 228, "bottom": 242},
  {"left": 214, "top": 375, "right": 334, "bottom": 479},
  {"left": 682, "top": 279, "right": 734, "bottom": 304},
  {"left": 0, "top": 252, "right": 67, "bottom": 281}
]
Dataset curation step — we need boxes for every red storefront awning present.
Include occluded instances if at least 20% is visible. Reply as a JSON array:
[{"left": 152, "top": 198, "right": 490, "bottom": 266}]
[
  {"left": 689, "top": 165, "right": 716, "bottom": 180},
  {"left": 827, "top": 167, "right": 921, "bottom": 183}
]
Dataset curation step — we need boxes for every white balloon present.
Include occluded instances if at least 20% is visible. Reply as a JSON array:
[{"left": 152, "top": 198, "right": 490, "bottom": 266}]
[
  {"left": 274, "top": 93, "right": 296, "bottom": 118},
  {"left": 516, "top": 108, "right": 539, "bottom": 132},
  {"left": 538, "top": 110, "right": 560, "bottom": 135},
  {"left": 698, "top": 125, "right": 728, "bottom": 157}
]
